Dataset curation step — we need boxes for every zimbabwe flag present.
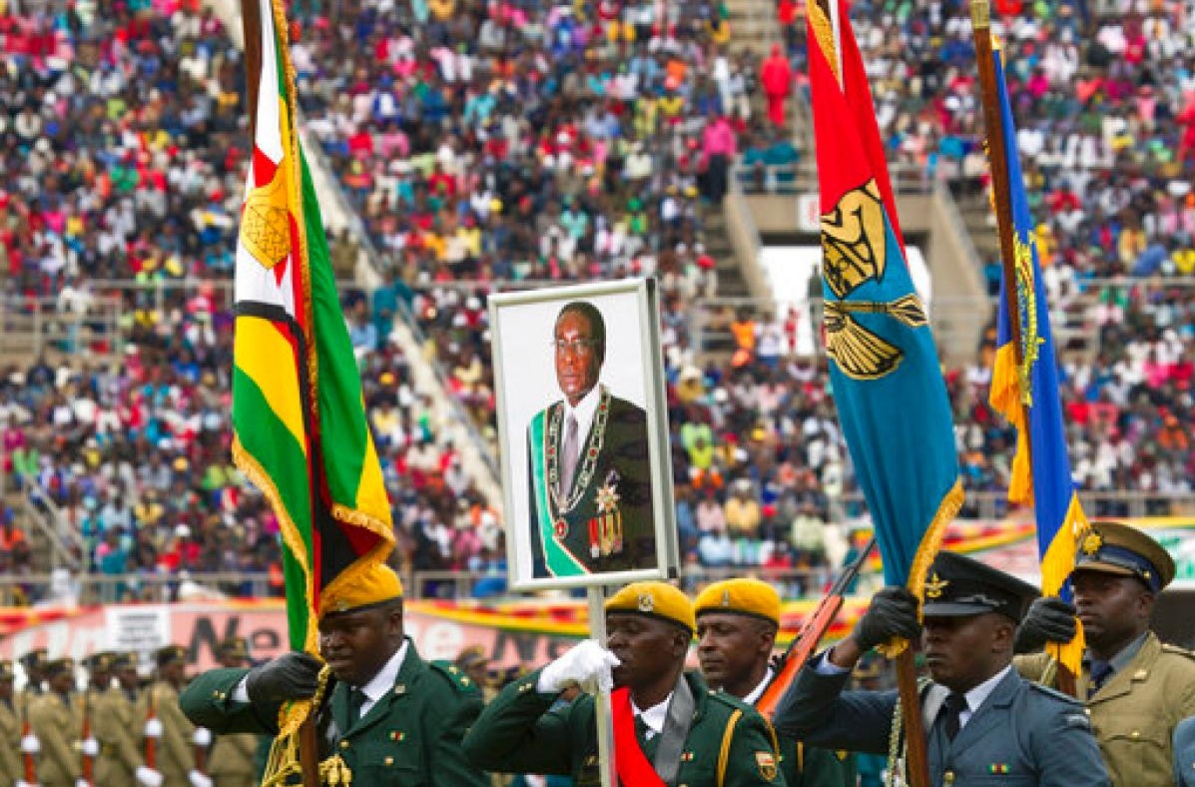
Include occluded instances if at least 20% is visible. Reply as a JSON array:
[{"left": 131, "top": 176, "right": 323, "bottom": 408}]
[{"left": 233, "top": 0, "right": 393, "bottom": 652}]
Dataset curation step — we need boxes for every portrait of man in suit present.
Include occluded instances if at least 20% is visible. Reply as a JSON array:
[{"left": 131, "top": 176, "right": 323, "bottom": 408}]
[{"left": 526, "top": 301, "right": 657, "bottom": 578}]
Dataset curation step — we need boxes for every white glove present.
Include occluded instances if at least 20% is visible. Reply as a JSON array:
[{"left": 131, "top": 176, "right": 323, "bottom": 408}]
[
  {"left": 537, "top": 639, "right": 621, "bottom": 694},
  {"left": 20, "top": 733, "right": 40, "bottom": 753},
  {"left": 188, "top": 770, "right": 213, "bottom": 787},
  {"left": 76, "top": 779, "right": 90, "bottom": 787},
  {"left": 135, "top": 766, "right": 164, "bottom": 787},
  {"left": 81, "top": 737, "right": 100, "bottom": 757},
  {"left": 16, "top": 780, "right": 37, "bottom": 787},
  {"left": 144, "top": 718, "right": 163, "bottom": 738},
  {"left": 192, "top": 727, "right": 212, "bottom": 746}
]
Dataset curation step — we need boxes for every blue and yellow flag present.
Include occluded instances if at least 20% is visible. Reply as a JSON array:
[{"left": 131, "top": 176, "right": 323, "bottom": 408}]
[
  {"left": 987, "top": 48, "right": 1088, "bottom": 675},
  {"left": 808, "top": 0, "right": 963, "bottom": 598}
]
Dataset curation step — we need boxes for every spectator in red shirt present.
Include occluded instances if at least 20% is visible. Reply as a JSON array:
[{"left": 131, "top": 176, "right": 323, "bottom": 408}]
[{"left": 759, "top": 44, "right": 793, "bottom": 129}]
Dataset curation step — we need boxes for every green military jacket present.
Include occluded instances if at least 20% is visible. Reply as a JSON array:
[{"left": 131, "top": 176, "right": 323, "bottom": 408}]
[
  {"left": 747, "top": 675, "right": 853, "bottom": 787},
  {"left": 1018, "top": 632, "right": 1195, "bottom": 787},
  {"left": 179, "top": 640, "right": 486, "bottom": 786},
  {"left": 463, "top": 669, "right": 785, "bottom": 786},
  {"left": 150, "top": 681, "right": 197, "bottom": 787},
  {"left": 776, "top": 728, "right": 854, "bottom": 787},
  {"left": 28, "top": 691, "right": 82, "bottom": 787},
  {"left": 0, "top": 697, "right": 21, "bottom": 785},
  {"left": 93, "top": 685, "right": 147, "bottom": 787}
]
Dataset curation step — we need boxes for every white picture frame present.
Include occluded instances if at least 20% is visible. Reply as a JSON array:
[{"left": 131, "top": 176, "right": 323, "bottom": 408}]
[{"left": 490, "top": 279, "right": 679, "bottom": 591}]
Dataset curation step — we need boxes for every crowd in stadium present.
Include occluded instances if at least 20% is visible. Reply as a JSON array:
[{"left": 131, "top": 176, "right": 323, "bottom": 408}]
[{"left": 2, "top": 0, "right": 1194, "bottom": 604}]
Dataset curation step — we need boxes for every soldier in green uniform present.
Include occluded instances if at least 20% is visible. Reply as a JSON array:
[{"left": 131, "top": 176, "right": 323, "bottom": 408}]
[
  {"left": 1176, "top": 717, "right": 1195, "bottom": 787},
  {"left": 179, "top": 562, "right": 487, "bottom": 786},
  {"left": 463, "top": 580, "right": 786, "bottom": 786},
  {"left": 205, "top": 637, "right": 257, "bottom": 787},
  {"left": 28, "top": 657, "right": 82, "bottom": 787},
  {"left": 148, "top": 646, "right": 207, "bottom": 787},
  {"left": 0, "top": 660, "right": 21, "bottom": 786},
  {"left": 695, "top": 578, "right": 855, "bottom": 787},
  {"left": 1015, "top": 521, "right": 1195, "bottom": 787},
  {"left": 94, "top": 652, "right": 163, "bottom": 787}
]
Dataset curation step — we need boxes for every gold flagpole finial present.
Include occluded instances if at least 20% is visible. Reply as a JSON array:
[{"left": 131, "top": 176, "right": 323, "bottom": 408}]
[{"left": 971, "top": 0, "right": 990, "bottom": 30}]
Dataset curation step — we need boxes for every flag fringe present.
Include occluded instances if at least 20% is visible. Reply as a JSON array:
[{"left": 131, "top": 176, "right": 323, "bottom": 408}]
[
  {"left": 990, "top": 342, "right": 1032, "bottom": 504},
  {"left": 233, "top": 437, "right": 318, "bottom": 653},
  {"left": 878, "top": 478, "right": 965, "bottom": 657}
]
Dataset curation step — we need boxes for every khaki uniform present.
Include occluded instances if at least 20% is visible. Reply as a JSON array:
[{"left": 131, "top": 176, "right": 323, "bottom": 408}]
[
  {"left": 1020, "top": 633, "right": 1195, "bottom": 787},
  {"left": 28, "top": 691, "right": 82, "bottom": 787},
  {"left": 93, "top": 685, "right": 147, "bottom": 787},
  {"left": 208, "top": 731, "right": 258, "bottom": 787},
  {"left": 150, "top": 681, "right": 197, "bottom": 787},
  {"left": 0, "top": 697, "right": 21, "bottom": 786}
]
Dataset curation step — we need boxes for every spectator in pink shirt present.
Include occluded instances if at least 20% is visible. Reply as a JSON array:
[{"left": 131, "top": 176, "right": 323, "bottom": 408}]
[{"left": 700, "top": 112, "right": 736, "bottom": 203}]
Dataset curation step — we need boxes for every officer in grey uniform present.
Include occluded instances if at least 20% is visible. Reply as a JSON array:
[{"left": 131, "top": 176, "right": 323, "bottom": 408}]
[
  {"left": 1176, "top": 717, "right": 1195, "bottom": 787},
  {"left": 773, "top": 551, "right": 1111, "bottom": 787}
]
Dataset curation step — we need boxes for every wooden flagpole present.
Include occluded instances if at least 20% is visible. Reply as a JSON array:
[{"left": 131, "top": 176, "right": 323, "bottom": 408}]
[
  {"left": 968, "top": 0, "right": 1076, "bottom": 697},
  {"left": 239, "top": 0, "right": 325, "bottom": 781}
]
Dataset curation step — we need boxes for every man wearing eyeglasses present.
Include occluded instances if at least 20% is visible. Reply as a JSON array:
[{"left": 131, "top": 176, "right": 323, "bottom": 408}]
[{"left": 527, "top": 300, "right": 656, "bottom": 578}]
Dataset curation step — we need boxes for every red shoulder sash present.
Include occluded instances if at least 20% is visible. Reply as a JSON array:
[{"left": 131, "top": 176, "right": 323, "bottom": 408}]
[{"left": 610, "top": 687, "right": 668, "bottom": 787}]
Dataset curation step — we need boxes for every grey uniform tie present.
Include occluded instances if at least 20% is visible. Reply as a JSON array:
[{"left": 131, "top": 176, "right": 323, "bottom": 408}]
[{"left": 560, "top": 412, "right": 580, "bottom": 494}]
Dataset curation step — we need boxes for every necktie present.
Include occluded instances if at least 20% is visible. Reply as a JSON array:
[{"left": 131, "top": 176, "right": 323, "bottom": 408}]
[
  {"left": 941, "top": 692, "right": 967, "bottom": 742},
  {"left": 560, "top": 413, "right": 580, "bottom": 494},
  {"left": 1089, "top": 661, "right": 1114, "bottom": 693},
  {"left": 635, "top": 714, "right": 651, "bottom": 743},
  {"left": 348, "top": 688, "right": 368, "bottom": 724},
  {"left": 635, "top": 715, "right": 658, "bottom": 758}
]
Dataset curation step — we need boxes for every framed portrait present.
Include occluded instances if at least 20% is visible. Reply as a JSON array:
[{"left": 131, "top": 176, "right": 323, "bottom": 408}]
[{"left": 490, "top": 279, "right": 679, "bottom": 591}]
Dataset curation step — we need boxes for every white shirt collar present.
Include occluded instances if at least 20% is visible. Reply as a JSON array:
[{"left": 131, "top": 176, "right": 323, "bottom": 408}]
[
  {"left": 742, "top": 667, "right": 775, "bottom": 706},
  {"left": 632, "top": 691, "right": 673, "bottom": 738},
  {"left": 356, "top": 639, "right": 410, "bottom": 717},
  {"left": 562, "top": 384, "right": 602, "bottom": 446},
  {"left": 956, "top": 664, "right": 1012, "bottom": 724}
]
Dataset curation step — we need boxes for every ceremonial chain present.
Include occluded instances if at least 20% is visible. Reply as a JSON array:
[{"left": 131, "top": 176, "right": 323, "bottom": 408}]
[{"left": 547, "top": 387, "right": 610, "bottom": 514}]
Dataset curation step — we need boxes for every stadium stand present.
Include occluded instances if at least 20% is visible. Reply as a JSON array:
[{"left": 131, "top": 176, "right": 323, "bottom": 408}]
[{"left": 1, "top": 0, "right": 1193, "bottom": 606}]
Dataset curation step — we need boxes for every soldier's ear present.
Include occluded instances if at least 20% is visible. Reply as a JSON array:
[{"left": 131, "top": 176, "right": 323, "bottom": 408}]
[{"left": 990, "top": 615, "right": 1016, "bottom": 652}]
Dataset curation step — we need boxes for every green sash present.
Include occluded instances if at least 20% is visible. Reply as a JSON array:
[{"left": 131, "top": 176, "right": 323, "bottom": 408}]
[{"left": 529, "top": 406, "right": 587, "bottom": 577}]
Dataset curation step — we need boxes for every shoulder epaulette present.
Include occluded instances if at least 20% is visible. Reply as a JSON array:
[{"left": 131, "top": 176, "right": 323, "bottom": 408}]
[
  {"left": 429, "top": 661, "right": 479, "bottom": 692},
  {"left": 1161, "top": 644, "right": 1195, "bottom": 661},
  {"left": 1027, "top": 681, "right": 1084, "bottom": 706},
  {"left": 706, "top": 688, "right": 754, "bottom": 713}
]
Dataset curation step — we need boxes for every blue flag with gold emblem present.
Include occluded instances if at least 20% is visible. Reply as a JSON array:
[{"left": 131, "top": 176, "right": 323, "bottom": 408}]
[
  {"left": 987, "top": 48, "right": 1089, "bottom": 674},
  {"left": 808, "top": 0, "right": 963, "bottom": 594}
]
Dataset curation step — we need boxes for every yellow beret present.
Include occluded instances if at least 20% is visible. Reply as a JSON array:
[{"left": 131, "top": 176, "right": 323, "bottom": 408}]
[
  {"left": 605, "top": 581, "right": 695, "bottom": 634},
  {"left": 694, "top": 578, "right": 780, "bottom": 626},
  {"left": 320, "top": 562, "right": 403, "bottom": 619}
]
